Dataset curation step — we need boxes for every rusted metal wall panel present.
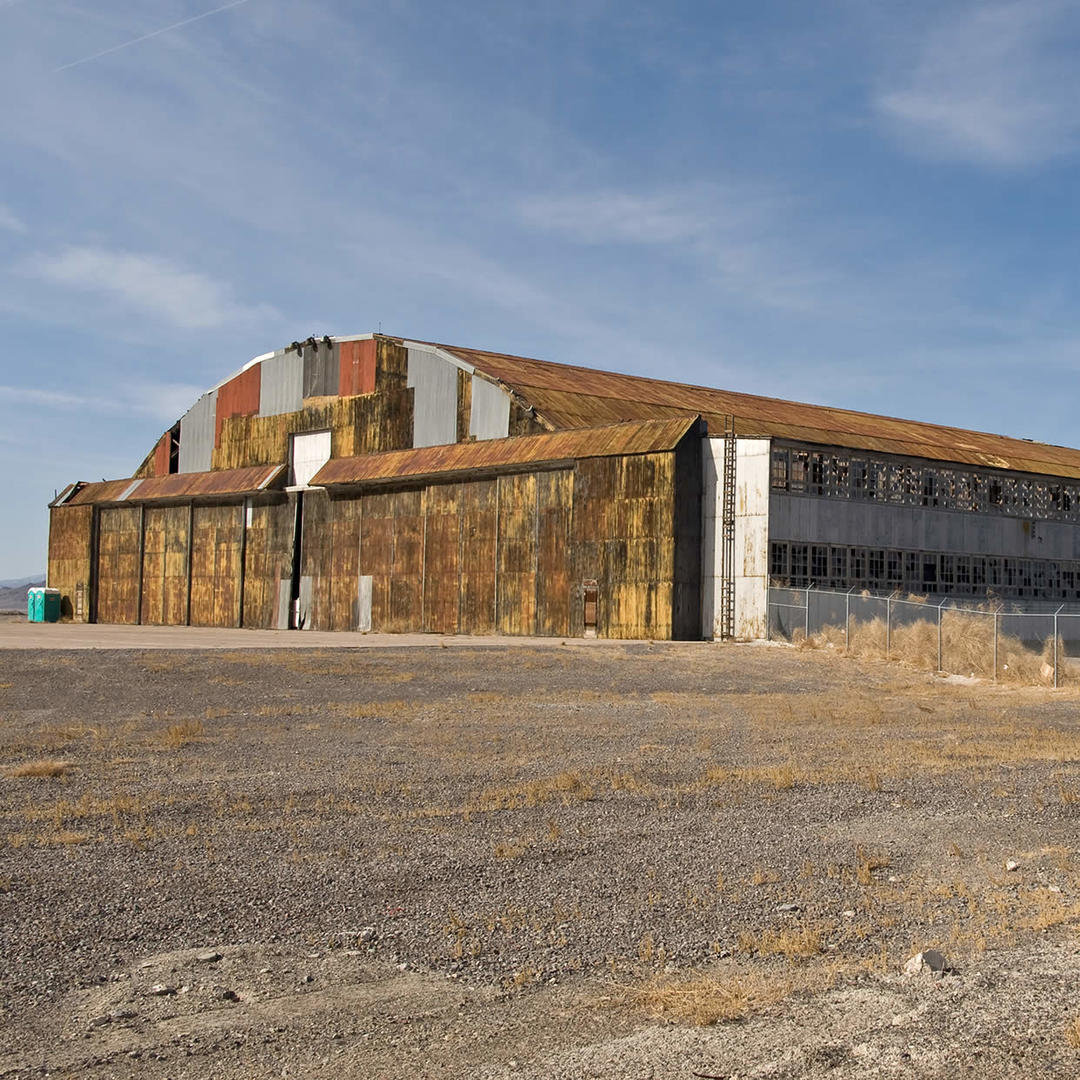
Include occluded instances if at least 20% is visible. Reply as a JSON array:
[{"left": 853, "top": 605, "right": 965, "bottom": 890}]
[
  {"left": 259, "top": 350, "right": 303, "bottom": 417},
  {"left": 299, "top": 489, "right": 333, "bottom": 630},
  {"left": 214, "top": 388, "right": 413, "bottom": 471},
  {"left": 459, "top": 478, "right": 497, "bottom": 634},
  {"left": 189, "top": 504, "right": 243, "bottom": 627},
  {"left": 469, "top": 377, "right": 510, "bottom": 441},
  {"left": 327, "top": 497, "right": 363, "bottom": 631},
  {"left": 407, "top": 348, "right": 458, "bottom": 448},
  {"left": 302, "top": 341, "right": 338, "bottom": 399},
  {"left": 139, "top": 505, "right": 189, "bottom": 625},
  {"left": 422, "top": 483, "right": 461, "bottom": 634},
  {"left": 571, "top": 451, "right": 678, "bottom": 639},
  {"left": 356, "top": 489, "right": 425, "bottom": 632},
  {"left": 339, "top": 339, "right": 377, "bottom": 397},
  {"left": 241, "top": 498, "right": 295, "bottom": 629},
  {"left": 47, "top": 505, "right": 93, "bottom": 621},
  {"left": 178, "top": 390, "right": 218, "bottom": 474},
  {"left": 496, "top": 472, "right": 538, "bottom": 635},
  {"left": 96, "top": 506, "right": 141, "bottom": 624},
  {"left": 358, "top": 491, "right": 395, "bottom": 631},
  {"left": 215, "top": 366, "right": 261, "bottom": 447},
  {"left": 456, "top": 369, "right": 472, "bottom": 443},
  {"left": 535, "top": 470, "right": 573, "bottom": 635}
]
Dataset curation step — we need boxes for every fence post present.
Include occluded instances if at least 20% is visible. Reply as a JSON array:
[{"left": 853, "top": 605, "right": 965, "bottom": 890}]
[
  {"left": 804, "top": 584, "right": 811, "bottom": 641},
  {"left": 845, "top": 586, "right": 854, "bottom": 653},
  {"left": 886, "top": 595, "right": 891, "bottom": 657},
  {"left": 1054, "top": 605, "right": 1063, "bottom": 689},
  {"left": 937, "top": 599, "right": 945, "bottom": 673},
  {"left": 993, "top": 612, "right": 998, "bottom": 683},
  {"left": 765, "top": 583, "right": 771, "bottom": 642}
]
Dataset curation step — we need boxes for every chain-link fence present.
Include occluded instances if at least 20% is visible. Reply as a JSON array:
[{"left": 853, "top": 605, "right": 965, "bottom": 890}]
[{"left": 768, "top": 584, "right": 1079, "bottom": 685}]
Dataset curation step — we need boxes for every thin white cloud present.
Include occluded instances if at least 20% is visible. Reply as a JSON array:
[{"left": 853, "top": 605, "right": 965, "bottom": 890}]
[
  {"left": 0, "top": 203, "right": 26, "bottom": 232},
  {"left": 24, "top": 246, "right": 277, "bottom": 330},
  {"left": 875, "top": 2, "right": 1080, "bottom": 166},
  {"left": 0, "top": 380, "right": 202, "bottom": 422}
]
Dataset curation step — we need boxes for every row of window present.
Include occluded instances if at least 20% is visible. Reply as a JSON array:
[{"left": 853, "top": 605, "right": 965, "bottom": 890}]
[
  {"left": 769, "top": 541, "right": 1080, "bottom": 600},
  {"left": 770, "top": 445, "right": 1080, "bottom": 523}
]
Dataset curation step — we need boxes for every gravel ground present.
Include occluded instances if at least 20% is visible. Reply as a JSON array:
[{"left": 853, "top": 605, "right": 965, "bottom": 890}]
[{"left": 2, "top": 641, "right": 1080, "bottom": 1077}]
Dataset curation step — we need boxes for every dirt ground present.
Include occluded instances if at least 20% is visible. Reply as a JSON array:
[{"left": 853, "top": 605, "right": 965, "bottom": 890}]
[{"left": 3, "top": 639, "right": 1080, "bottom": 1078}]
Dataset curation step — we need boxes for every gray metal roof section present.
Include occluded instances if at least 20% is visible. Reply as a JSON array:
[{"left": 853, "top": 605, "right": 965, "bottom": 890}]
[
  {"left": 178, "top": 389, "right": 218, "bottom": 474},
  {"left": 259, "top": 350, "right": 303, "bottom": 417},
  {"left": 407, "top": 347, "right": 458, "bottom": 448},
  {"left": 469, "top": 376, "right": 511, "bottom": 441}
]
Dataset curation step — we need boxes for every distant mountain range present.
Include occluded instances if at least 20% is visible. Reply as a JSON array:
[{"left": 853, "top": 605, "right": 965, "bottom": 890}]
[{"left": 0, "top": 576, "right": 45, "bottom": 613}]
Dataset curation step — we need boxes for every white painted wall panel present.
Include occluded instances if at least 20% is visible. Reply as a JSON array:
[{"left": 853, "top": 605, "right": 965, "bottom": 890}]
[
  {"left": 291, "top": 430, "right": 331, "bottom": 488},
  {"left": 407, "top": 348, "right": 458, "bottom": 448},
  {"left": 469, "top": 377, "right": 511, "bottom": 440},
  {"left": 734, "top": 439, "right": 771, "bottom": 640}
]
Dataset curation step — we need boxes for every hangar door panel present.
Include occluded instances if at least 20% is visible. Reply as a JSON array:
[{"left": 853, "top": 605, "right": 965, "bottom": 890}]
[
  {"left": 291, "top": 430, "right": 331, "bottom": 488},
  {"left": 96, "top": 506, "right": 141, "bottom": 624},
  {"left": 189, "top": 505, "right": 243, "bottom": 627},
  {"left": 140, "top": 506, "right": 190, "bottom": 625}
]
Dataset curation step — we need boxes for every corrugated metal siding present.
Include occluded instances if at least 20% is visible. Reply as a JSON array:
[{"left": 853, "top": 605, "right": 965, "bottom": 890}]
[
  {"left": 339, "top": 339, "right": 377, "bottom": 396},
  {"left": 215, "top": 366, "right": 261, "bottom": 446},
  {"left": 96, "top": 506, "right": 141, "bottom": 624},
  {"left": 302, "top": 341, "right": 338, "bottom": 399},
  {"left": 469, "top": 377, "right": 510, "bottom": 440},
  {"left": 139, "top": 505, "right": 190, "bottom": 625},
  {"left": 433, "top": 343, "right": 1080, "bottom": 480},
  {"left": 178, "top": 390, "right": 218, "bottom": 474},
  {"left": 241, "top": 498, "right": 295, "bottom": 630},
  {"left": 314, "top": 416, "right": 699, "bottom": 487},
  {"left": 47, "top": 505, "right": 94, "bottom": 621},
  {"left": 407, "top": 348, "right": 459, "bottom": 448},
  {"left": 189, "top": 504, "right": 243, "bottom": 627},
  {"left": 67, "top": 466, "right": 285, "bottom": 505},
  {"left": 259, "top": 351, "right": 304, "bottom": 417}
]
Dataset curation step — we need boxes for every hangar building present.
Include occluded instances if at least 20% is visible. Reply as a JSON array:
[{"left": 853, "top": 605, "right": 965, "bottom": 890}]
[{"left": 47, "top": 333, "right": 1080, "bottom": 639}]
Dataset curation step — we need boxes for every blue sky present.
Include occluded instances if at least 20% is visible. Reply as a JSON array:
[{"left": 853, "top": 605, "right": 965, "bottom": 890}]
[{"left": 2, "top": 0, "right": 1079, "bottom": 576}]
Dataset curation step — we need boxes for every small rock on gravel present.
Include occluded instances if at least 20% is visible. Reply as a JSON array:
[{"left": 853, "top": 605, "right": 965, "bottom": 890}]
[{"left": 903, "top": 950, "right": 948, "bottom": 977}]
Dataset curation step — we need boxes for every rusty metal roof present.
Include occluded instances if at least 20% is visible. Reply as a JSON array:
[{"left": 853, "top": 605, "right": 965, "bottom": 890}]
[
  {"left": 64, "top": 465, "right": 285, "bottom": 506},
  {"left": 428, "top": 342, "right": 1080, "bottom": 480},
  {"left": 313, "top": 416, "right": 700, "bottom": 487}
]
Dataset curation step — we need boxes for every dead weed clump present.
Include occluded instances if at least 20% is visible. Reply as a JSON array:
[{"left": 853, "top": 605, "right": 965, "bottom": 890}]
[
  {"left": 796, "top": 611, "right": 1068, "bottom": 686},
  {"left": 7, "top": 759, "right": 72, "bottom": 779},
  {"left": 618, "top": 969, "right": 815, "bottom": 1026},
  {"left": 466, "top": 771, "right": 596, "bottom": 815},
  {"left": 161, "top": 719, "right": 205, "bottom": 749},
  {"left": 1065, "top": 1016, "right": 1080, "bottom": 1049}
]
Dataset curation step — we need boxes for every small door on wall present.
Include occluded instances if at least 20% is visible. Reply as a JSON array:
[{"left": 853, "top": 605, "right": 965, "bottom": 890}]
[
  {"left": 290, "top": 430, "right": 331, "bottom": 487},
  {"left": 583, "top": 579, "right": 598, "bottom": 637}
]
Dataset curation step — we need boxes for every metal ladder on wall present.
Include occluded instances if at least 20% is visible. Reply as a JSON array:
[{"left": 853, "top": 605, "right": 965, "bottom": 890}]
[{"left": 719, "top": 415, "right": 737, "bottom": 640}]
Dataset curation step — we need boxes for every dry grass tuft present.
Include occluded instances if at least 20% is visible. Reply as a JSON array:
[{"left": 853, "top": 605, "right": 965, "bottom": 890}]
[
  {"left": 737, "top": 925, "right": 825, "bottom": 960},
  {"left": 796, "top": 611, "right": 1068, "bottom": 686},
  {"left": 161, "top": 719, "right": 205, "bottom": 749},
  {"left": 620, "top": 971, "right": 794, "bottom": 1026},
  {"left": 8, "top": 759, "right": 72, "bottom": 778},
  {"left": 1066, "top": 1017, "right": 1080, "bottom": 1049},
  {"left": 466, "top": 771, "right": 595, "bottom": 814}
]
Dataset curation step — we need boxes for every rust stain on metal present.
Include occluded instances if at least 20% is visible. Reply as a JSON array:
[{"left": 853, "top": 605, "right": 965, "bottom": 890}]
[
  {"left": 313, "top": 417, "right": 699, "bottom": 487},
  {"left": 425, "top": 343, "right": 1080, "bottom": 479},
  {"left": 65, "top": 466, "right": 285, "bottom": 505},
  {"left": 338, "top": 339, "right": 377, "bottom": 396},
  {"left": 214, "top": 366, "right": 261, "bottom": 447}
]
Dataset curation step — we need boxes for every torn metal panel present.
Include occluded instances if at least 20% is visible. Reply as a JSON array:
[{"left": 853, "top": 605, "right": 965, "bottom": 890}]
[
  {"left": 407, "top": 348, "right": 458, "bottom": 448},
  {"left": 469, "top": 377, "right": 511, "bottom": 441},
  {"left": 178, "top": 390, "right": 218, "bottom": 474},
  {"left": 302, "top": 340, "right": 338, "bottom": 399}
]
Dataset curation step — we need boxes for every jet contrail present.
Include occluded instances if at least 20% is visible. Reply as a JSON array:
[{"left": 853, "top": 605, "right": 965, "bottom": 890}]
[{"left": 54, "top": 0, "right": 251, "bottom": 73}]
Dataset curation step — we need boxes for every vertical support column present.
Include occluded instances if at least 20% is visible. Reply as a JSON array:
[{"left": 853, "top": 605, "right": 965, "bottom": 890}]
[
  {"left": 718, "top": 416, "right": 737, "bottom": 640},
  {"left": 937, "top": 600, "right": 945, "bottom": 672},
  {"left": 886, "top": 596, "right": 891, "bottom": 657},
  {"left": 804, "top": 584, "right": 811, "bottom": 641},
  {"left": 993, "top": 612, "right": 999, "bottom": 683},
  {"left": 1054, "top": 605, "right": 1063, "bottom": 689}
]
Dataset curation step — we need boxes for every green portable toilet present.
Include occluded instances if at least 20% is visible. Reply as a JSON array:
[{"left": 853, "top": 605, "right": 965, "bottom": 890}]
[
  {"left": 27, "top": 587, "right": 42, "bottom": 623},
  {"left": 42, "top": 588, "right": 61, "bottom": 623}
]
